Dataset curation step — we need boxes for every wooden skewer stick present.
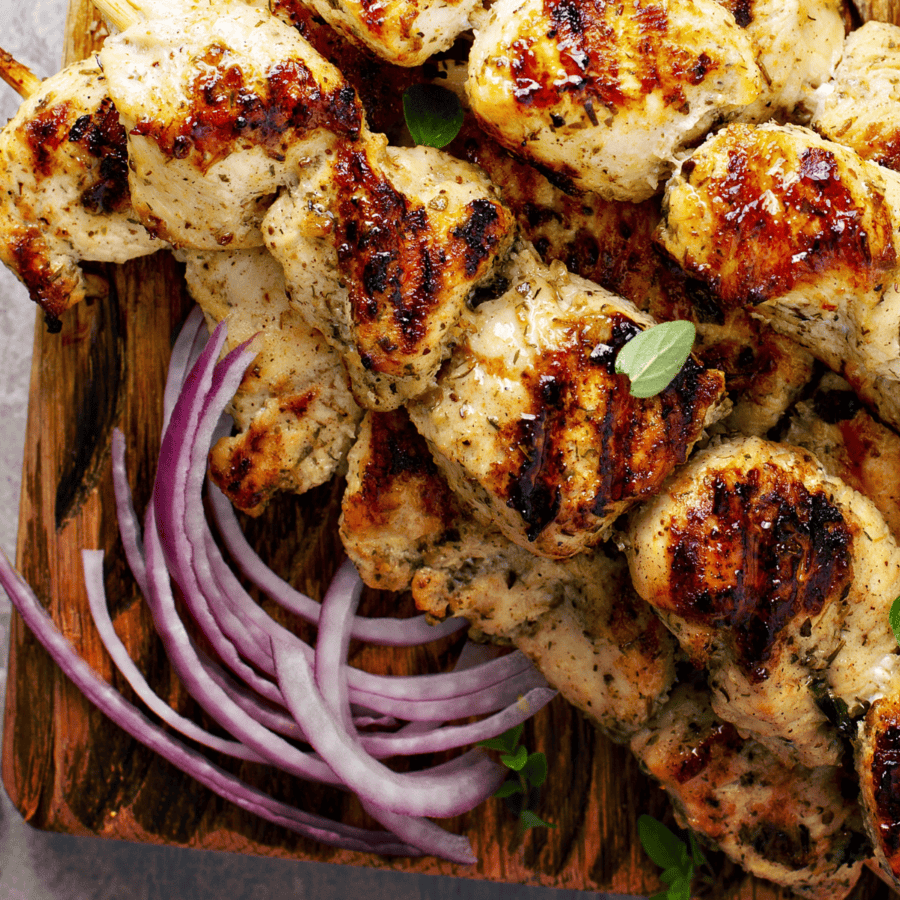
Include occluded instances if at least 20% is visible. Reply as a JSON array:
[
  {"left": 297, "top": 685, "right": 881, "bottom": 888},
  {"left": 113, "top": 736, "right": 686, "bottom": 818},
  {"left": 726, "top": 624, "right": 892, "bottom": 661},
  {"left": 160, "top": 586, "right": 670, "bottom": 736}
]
[
  {"left": 91, "top": 0, "right": 144, "bottom": 31},
  {"left": 0, "top": 48, "right": 42, "bottom": 100}
]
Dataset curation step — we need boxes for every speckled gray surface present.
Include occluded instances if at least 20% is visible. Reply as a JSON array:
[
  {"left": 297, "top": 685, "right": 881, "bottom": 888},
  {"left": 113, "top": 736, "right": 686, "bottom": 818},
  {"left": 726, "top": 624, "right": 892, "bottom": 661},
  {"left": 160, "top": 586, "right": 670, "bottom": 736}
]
[{"left": 0, "top": 4, "right": 638, "bottom": 897}]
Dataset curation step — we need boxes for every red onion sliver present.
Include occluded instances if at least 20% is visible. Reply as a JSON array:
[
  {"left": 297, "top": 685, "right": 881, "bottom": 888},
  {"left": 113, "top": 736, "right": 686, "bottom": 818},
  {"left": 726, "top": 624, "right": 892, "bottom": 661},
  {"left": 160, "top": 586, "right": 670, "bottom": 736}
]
[
  {"left": 0, "top": 550, "right": 421, "bottom": 856},
  {"left": 272, "top": 637, "right": 507, "bottom": 819},
  {"left": 82, "top": 548, "right": 265, "bottom": 762}
]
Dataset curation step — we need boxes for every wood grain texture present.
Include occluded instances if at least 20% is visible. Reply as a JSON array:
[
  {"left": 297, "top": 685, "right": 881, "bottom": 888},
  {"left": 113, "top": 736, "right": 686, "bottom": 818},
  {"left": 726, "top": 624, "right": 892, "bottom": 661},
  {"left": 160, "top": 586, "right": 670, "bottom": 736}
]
[{"left": 0, "top": 0, "right": 896, "bottom": 897}]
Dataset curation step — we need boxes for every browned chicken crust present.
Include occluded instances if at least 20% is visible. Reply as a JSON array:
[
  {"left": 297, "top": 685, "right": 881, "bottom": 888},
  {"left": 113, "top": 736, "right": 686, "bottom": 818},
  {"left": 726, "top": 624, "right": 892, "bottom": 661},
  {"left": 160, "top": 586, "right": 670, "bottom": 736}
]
[
  {"left": 858, "top": 696, "right": 900, "bottom": 888},
  {"left": 408, "top": 247, "right": 727, "bottom": 558},
  {"left": 340, "top": 407, "right": 678, "bottom": 740},
  {"left": 631, "top": 683, "right": 867, "bottom": 900},
  {"left": 451, "top": 127, "right": 815, "bottom": 435}
]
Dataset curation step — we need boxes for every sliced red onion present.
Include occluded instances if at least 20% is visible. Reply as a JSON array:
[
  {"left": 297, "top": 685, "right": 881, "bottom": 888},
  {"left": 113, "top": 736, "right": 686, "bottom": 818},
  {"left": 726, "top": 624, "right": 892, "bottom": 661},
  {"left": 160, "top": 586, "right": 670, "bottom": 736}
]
[
  {"left": 82, "top": 548, "right": 265, "bottom": 762},
  {"left": 0, "top": 550, "right": 421, "bottom": 856},
  {"left": 272, "top": 637, "right": 507, "bottom": 819}
]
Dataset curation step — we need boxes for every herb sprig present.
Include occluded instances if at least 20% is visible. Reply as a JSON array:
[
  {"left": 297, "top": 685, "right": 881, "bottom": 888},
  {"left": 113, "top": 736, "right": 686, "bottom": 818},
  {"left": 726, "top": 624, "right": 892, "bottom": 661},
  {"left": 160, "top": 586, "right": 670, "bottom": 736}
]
[
  {"left": 638, "top": 814, "right": 710, "bottom": 900},
  {"left": 402, "top": 84, "right": 465, "bottom": 149},
  {"left": 890, "top": 596, "right": 900, "bottom": 647},
  {"left": 477, "top": 724, "right": 554, "bottom": 831},
  {"left": 615, "top": 320, "right": 697, "bottom": 398}
]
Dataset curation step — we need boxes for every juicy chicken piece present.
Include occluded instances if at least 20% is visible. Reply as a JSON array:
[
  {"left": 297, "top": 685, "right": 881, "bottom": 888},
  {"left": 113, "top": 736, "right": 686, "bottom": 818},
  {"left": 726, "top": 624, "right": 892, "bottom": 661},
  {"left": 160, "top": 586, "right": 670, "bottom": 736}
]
[
  {"left": 263, "top": 137, "right": 516, "bottom": 410},
  {"left": 812, "top": 21, "right": 900, "bottom": 172},
  {"left": 452, "top": 127, "right": 815, "bottom": 435},
  {"left": 657, "top": 122, "right": 900, "bottom": 430},
  {"left": 97, "top": 3, "right": 366, "bottom": 250},
  {"left": 627, "top": 436, "right": 900, "bottom": 768},
  {"left": 466, "top": 0, "right": 763, "bottom": 201},
  {"left": 296, "top": 0, "right": 483, "bottom": 66},
  {"left": 719, "top": 0, "right": 847, "bottom": 122},
  {"left": 340, "top": 408, "right": 678, "bottom": 741},
  {"left": 181, "top": 247, "right": 363, "bottom": 514},
  {"left": 407, "top": 245, "right": 727, "bottom": 559},
  {"left": 631, "top": 683, "right": 868, "bottom": 900},
  {"left": 784, "top": 372, "right": 900, "bottom": 541},
  {"left": 857, "top": 694, "right": 900, "bottom": 891},
  {"left": 0, "top": 60, "right": 161, "bottom": 325}
]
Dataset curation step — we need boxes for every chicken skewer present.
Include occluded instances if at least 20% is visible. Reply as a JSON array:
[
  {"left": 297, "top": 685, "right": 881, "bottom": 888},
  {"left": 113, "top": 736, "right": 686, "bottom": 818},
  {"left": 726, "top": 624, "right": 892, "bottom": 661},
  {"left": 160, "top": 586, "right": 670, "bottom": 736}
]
[{"left": 0, "top": 47, "right": 164, "bottom": 326}]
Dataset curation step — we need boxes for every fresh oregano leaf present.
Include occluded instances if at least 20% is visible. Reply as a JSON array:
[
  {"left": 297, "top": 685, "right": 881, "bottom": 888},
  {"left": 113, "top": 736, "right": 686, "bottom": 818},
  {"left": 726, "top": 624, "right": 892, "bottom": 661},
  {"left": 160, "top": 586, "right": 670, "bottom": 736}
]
[
  {"left": 614, "top": 320, "right": 697, "bottom": 399},
  {"left": 402, "top": 84, "right": 464, "bottom": 149},
  {"left": 519, "top": 809, "right": 555, "bottom": 830},
  {"left": 638, "top": 814, "right": 687, "bottom": 871},
  {"left": 501, "top": 744, "right": 529, "bottom": 771},
  {"left": 890, "top": 596, "right": 900, "bottom": 647},
  {"left": 689, "top": 831, "right": 708, "bottom": 869},
  {"left": 477, "top": 723, "right": 522, "bottom": 754},
  {"left": 521, "top": 751, "right": 548, "bottom": 787},
  {"left": 493, "top": 780, "right": 523, "bottom": 799}
]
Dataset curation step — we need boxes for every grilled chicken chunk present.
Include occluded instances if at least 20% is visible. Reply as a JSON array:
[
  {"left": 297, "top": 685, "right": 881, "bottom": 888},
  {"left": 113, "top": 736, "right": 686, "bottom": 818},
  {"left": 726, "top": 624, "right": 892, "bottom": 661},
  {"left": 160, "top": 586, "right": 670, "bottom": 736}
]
[
  {"left": 812, "top": 21, "right": 900, "bottom": 172},
  {"left": 97, "top": 3, "right": 366, "bottom": 250},
  {"left": 784, "top": 372, "right": 900, "bottom": 541},
  {"left": 857, "top": 694, "right": 900, "bottom": 891},
  {"left": 657, "top": 122, "right": 900, "bottom": 429},
  {"left": 263, "top": 137, "right": 515, "bottom": 410},
  {"left": 719, "top": 0, "right": 846, "bottom": 123},
  {"left": 452, "top": 127, "right": 815, "bottom": 436},
  {"left": 627, "top": 436, "right": 900, "bottom": 768},
  {"left": 407, "top": 245, "right": 727, "bottom": 559},
  {"left": 631, "top": 683, "right": 868, "bottom": 900},
  {"left": 297, "top": 0, "right": 483, "bottom": 66},
  {"left": 340, "top": 408, "right": 678, "bottom": 740},
  {"left": 179, "top": 247, "right": 363, "bottom": 515},
  {"left": 0, "top": 60, "right": 161, "bottom": 325},
  {"left": 466, "top": 0, "right": 762, "bottom": 201}
]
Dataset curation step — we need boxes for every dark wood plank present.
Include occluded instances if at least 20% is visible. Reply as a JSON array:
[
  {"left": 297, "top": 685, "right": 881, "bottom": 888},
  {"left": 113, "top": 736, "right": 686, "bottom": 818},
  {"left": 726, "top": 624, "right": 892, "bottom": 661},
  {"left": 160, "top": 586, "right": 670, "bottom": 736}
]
[{"left": 0, "top": 0, "right": 896, "bottom": 897}]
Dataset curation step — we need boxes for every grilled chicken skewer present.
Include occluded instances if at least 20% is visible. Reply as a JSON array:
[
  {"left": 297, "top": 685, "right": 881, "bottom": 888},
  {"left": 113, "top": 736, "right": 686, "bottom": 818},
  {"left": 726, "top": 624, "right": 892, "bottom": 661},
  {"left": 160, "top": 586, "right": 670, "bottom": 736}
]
[
  {"left": 627, "top": 436, "right": 900, "bottom": 770},
  {"left": 179, "top": 247, "right": 364, "bottom": 515},
  {"left": 0, "top": 52, "right": 163, "bottom": 326},
  {"left": 407, "top": 244, "right": 727, "bottom": 559},
  {"left": 657, "top": 122, "right": 900, "bottom": 431},
  {"left": 631, "top": 682, "right": 868, "bottom": 900},
  {"left": 466, "top": 0, "right": 763, "bottom": 202},
  {"left": 340, "top": 407, "right": 678, "bottom": 741}
]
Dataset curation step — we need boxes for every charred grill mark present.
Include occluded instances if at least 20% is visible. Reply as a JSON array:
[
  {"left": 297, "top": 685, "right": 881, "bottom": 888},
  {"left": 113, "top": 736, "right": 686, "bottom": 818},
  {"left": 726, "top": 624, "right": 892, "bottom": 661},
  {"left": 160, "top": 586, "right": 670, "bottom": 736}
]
[
  {"left": 346, "top": 410, "right": 458, "bottom": 530},
  {"left": 737, "top": 821, "right": 815, "bottom": 869},
  {"left": 25, "top": 101, "right": 73, "bottom": 176},
  {"left": 508, "top": 0, "right": 718, "bottom": 114},
  {"left": 451, "top": 199, "right": 505, "bottom": 278},
  {"left": 871, "top": 710, "right": 900, "bottom": 866},
  {"left": 719, "top": 0, "right": 755, "bottom": 28},
  {"left": 131, "top": 46, "right": 362, "bottom": 171},
  {"left": 332, "top": 147, "right": 441, "bottom": 366},
  {"left": 673, "top": 720, "right": 743, "bottom": 784},
  {"left": 67, "top": 97, "right": 131, "bottom": 215},
  {"left": 7, "top": 227, "right": 79, "bottom": 320},
  {"left": 667, "top": 465, "right": 855, "bottom": 683},
  {"left": 501, "top": 314, "right": 723, "bottom": 542},
  {"left": 688, "top": 133, "right": 897, "bottom": 307}
]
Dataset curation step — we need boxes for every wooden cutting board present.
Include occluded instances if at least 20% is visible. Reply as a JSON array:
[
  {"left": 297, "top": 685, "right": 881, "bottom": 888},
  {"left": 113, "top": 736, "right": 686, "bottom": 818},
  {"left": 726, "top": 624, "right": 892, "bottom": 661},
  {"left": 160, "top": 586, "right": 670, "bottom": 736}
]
[{"left": 1, "top": 1, "right": 897, "bottom": 897}]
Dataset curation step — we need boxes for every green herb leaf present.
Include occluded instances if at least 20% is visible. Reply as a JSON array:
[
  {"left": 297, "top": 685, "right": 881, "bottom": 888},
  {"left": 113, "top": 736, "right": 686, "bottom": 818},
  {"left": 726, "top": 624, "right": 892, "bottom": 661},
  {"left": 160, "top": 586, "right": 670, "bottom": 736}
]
[
  {"left": 519, "top": 809, "right": 555, "bottom": 830},
  {"left": 493, "top": 781, "right": 523, "bottom": 799},
  {"left": 638, "top": 815, "right": 688, "bottom": 871},
  {"left": 614, "top": 320, "right": 696, "bottom": 399},
  {"left": 521, "top": 751, "right": 548, "bottom": 787},
  {"left": 402, "top": 84, "right": 464, "bottom": 149},
  {"left": 501, "top": 744, "right": 529, "bottom": 771},
  {"left": 477, "top": 724, "right": 522, "bottom": 754},
  {"left": 890, "top": 596, "right": 900, "bottom": 647},
  {"left": 689, "top": 831, "right": 708, "bottom": 869}
]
